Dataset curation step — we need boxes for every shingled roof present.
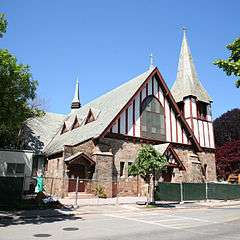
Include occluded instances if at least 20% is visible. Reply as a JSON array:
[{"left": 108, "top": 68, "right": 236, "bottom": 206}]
[
  {"left": 43, "top": 69, "right": 153, "bottom": 155},
  {"left": 21, "top": 112, "right": 66, "bottom": 153},
  {"left": 171, "top": 30, "right": 212, "bottom": 103}
]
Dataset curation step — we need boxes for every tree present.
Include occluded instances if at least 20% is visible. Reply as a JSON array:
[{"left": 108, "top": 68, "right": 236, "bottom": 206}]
[
  {"left": 214, "top": 37, "right": 240, "bottom": 88},
  {"left": 0, "top": 14, "right": 43, "bottom": 148},
  {"left": 128, "top": 145, "right": 168, "bottom": 204},
  {"left": 213, "top": 109, "right": 240, "bottom": 180},
  {"left": 216, "top": 140, "right": 240, "bottom": 180},
  {"left": 213, "top": 108, "right": 240, "bottom": 147},
  {"left": 0, "top": 13, "right": 7, "bottom": 38}
]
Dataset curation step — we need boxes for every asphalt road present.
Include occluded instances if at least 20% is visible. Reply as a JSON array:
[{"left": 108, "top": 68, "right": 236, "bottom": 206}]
[{"left": 1, "top": 206, "right": 240, "bottom": 240}]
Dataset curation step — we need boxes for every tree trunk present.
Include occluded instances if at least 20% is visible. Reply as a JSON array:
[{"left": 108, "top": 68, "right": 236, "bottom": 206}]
[
  {"left": 152, "top": 173, "right": 156, "bottom": 203},
  {"left": 147, "top": 174, "right": 154, "bottom": 205},
  {"left": 146, "top": 182, "right": 150, "bottom": 205}
]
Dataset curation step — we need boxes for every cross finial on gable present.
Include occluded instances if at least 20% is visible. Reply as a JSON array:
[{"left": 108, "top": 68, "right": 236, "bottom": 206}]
[{"left": 149, "top": 53, "right": 155, "bottom": 70}]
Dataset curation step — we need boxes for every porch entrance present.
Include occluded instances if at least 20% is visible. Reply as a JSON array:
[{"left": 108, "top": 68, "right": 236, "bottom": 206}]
[
  {"left": 65, "top": 152, "right": 95, "bottom": 193},
  {"left": 68, "top": 164, "right": 86, "bottom": 192}
]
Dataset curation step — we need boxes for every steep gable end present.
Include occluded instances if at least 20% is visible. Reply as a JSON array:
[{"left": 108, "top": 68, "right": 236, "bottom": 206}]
[{"left": 101, "top": 68, "right": 202, "bottom": 151}]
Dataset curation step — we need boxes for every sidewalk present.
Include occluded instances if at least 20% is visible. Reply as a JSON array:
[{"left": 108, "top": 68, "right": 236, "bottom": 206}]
[
  {"left": 59, "top": 196, "right": 147, "bottom": 206},
  {"left": 190, "top": 199, "right": 240, "bottom": 208}
]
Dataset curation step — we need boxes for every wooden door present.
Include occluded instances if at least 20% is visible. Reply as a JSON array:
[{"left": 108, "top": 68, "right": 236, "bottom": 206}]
[{"left": 68, "top": 164, "right": 86, "bottom": 192}]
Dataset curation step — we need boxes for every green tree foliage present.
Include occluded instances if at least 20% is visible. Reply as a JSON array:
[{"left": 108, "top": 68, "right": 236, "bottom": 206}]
[
  {"left": 128, "top": 145, "right": 168, "bottom": 203},
  {"left": 214, "top": 37, "right": 240, "bottom": 88},
  {"left": 129, "top": 145, "right": 167, "bottom": 183},
  {"left": 0, "top": 14, "right": 43, "bottom": 148},
  {"left": 0, "top": 13, "right": 7, "bottom": 38}
]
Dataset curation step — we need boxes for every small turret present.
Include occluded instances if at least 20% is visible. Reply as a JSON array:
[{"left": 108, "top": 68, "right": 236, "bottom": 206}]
[{"left": 71, "top": 78, "right": 81, "bottom": 110}]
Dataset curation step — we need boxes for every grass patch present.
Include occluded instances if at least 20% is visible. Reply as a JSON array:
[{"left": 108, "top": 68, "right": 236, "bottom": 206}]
[{"left": 145, "top": 204, "right": 158, "bottom": 208}]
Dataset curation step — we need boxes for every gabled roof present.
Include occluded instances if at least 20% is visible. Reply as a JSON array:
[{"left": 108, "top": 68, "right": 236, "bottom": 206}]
[
  {"left": 64, "top": 151, "right": 95, "bottom": 165},
  {"left": 154, "top": 143, "right": 185, "bottom": 170},
  {"left": 154, "top": 143, "right": 170, "bottom": 155},
  {"left": 21, "top": 112, "right": 66, "bottom": 153},
  {"left": 43, "top": 69, "right": 153, "bottom": 155},
  {"left": 43, "top": 67, "right": 202, "bottom": 156},
  {"left": 171, "top": 31, "right": 212, "bottom": 103}
]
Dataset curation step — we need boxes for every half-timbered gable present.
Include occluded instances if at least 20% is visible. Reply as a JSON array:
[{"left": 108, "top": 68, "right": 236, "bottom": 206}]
[{"left": 105, "top": 68, "right": 200, "bottom": 151}]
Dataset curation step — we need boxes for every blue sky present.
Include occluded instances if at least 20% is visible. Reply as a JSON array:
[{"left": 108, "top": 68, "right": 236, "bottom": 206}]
[{"left": 1, "top": 0, "right": 239, "bottom": 118}]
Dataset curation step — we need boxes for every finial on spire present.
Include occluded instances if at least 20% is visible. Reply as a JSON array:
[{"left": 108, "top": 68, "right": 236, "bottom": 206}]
[
  {"left": 71, "top": 77, "right": 81, "bottom": 110},
  {"left": 182, "top": 27, "right": 187, "bottom": 38},
  {"left": 149, "top": 53, "right": 155, "bottom": 70}
]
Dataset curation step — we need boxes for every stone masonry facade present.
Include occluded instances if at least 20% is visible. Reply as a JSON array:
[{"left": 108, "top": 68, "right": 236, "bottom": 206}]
[{"left": 44, "top": 137, "right": 216, "bottom": 198}]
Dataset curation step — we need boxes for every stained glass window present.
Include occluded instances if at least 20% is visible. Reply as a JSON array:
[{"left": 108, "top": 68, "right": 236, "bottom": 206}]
[{"left": 141, "top": 95, "right": 166, "bottom": 141}]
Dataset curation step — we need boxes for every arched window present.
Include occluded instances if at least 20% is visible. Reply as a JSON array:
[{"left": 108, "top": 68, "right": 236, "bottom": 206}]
[{"left": 141, "top": 95, "right": 166, "bottom": 141}]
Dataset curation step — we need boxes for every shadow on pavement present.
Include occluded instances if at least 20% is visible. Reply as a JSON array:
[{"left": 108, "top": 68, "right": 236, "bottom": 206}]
[
  {"left": 154, "top": 203, "right": 176, "bottom": 208},
  {"left": 0, "top": 209, "right": 83, "bottom": 227}
]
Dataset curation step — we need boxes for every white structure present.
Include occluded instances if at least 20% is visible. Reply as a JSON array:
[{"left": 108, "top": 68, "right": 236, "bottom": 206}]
[{"left": 0, "top": 149, "right": 34, "bottom": 191}]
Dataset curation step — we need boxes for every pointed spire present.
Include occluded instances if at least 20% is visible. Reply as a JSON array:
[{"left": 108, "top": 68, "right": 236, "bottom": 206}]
[
  {"left": 149, "top": 53, "right": 155, "bottom": 70},
  {"left": 171, "top": 28, "right": 212, "bottom": 103},
  {"left": 71, "top": 78, "right": 81, "bottom": 110}
]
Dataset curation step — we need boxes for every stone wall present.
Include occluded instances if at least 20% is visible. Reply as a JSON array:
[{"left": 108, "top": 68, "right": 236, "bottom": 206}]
[
  {"left": 44, "top": 156, "right": 68, "bottom": 197},
  {"left": 64, "top": 140, "right": 95, "bottom": 159},
  {"left": 198, "top": 150, "right": 216, "bottom": 182},
  {"left": 172, "top": 146, "right": 204, "bottom": 183},
  {"left": 44, "top": 137, "right": 216, "bottom": 198},
  {"left": 117, "top": 177, "right": 147, "bottom": 197},
  {"left": 98, "top": 138, "right": 142, "bottom": 177},
  {"left": 172, "top": 145, "right": 216, "bottom": 183},
  {"left": 92, "top": 151, "right": 113, "bottom": 197}
]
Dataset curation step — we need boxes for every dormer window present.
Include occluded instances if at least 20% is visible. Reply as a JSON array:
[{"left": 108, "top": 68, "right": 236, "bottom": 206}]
[
  {"left": 61, "top": 123, "right": 68, "bottom": 134},
  {"left": 71, "top": 117, "right": 80, "bottom": 130},
  {"left": 197, "top": 101, "right": 207, "bottom": 120},
  {"left": 85, "top": 109, "right": 95, "bottom": 124}
]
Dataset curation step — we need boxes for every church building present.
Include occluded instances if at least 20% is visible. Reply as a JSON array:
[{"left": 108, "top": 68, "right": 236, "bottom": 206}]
[{"left": 21, "top": 31, "right": 216, "bottom": 197}]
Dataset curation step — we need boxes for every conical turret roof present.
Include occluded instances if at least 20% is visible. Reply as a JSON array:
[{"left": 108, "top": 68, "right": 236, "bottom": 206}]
[{"left": 171, "top": 30, "right": 212, "bottom": 103}]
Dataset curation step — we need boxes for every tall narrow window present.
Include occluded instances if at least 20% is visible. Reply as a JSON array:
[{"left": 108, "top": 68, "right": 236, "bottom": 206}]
[
  {"left": 128, "top": 162, "right": 133, "bottom": 178},
  {"left": 120, "top": 162, "right": 125, "bottom": 177},
  {"left": 197, "top": 101, "right": 207, "bottom": 120},
  {"left": 141, "top": 95, "right": 166, "bottom": 141},
  {"left": 177, "top": 102, "right": 184, "bottom": 115}
]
